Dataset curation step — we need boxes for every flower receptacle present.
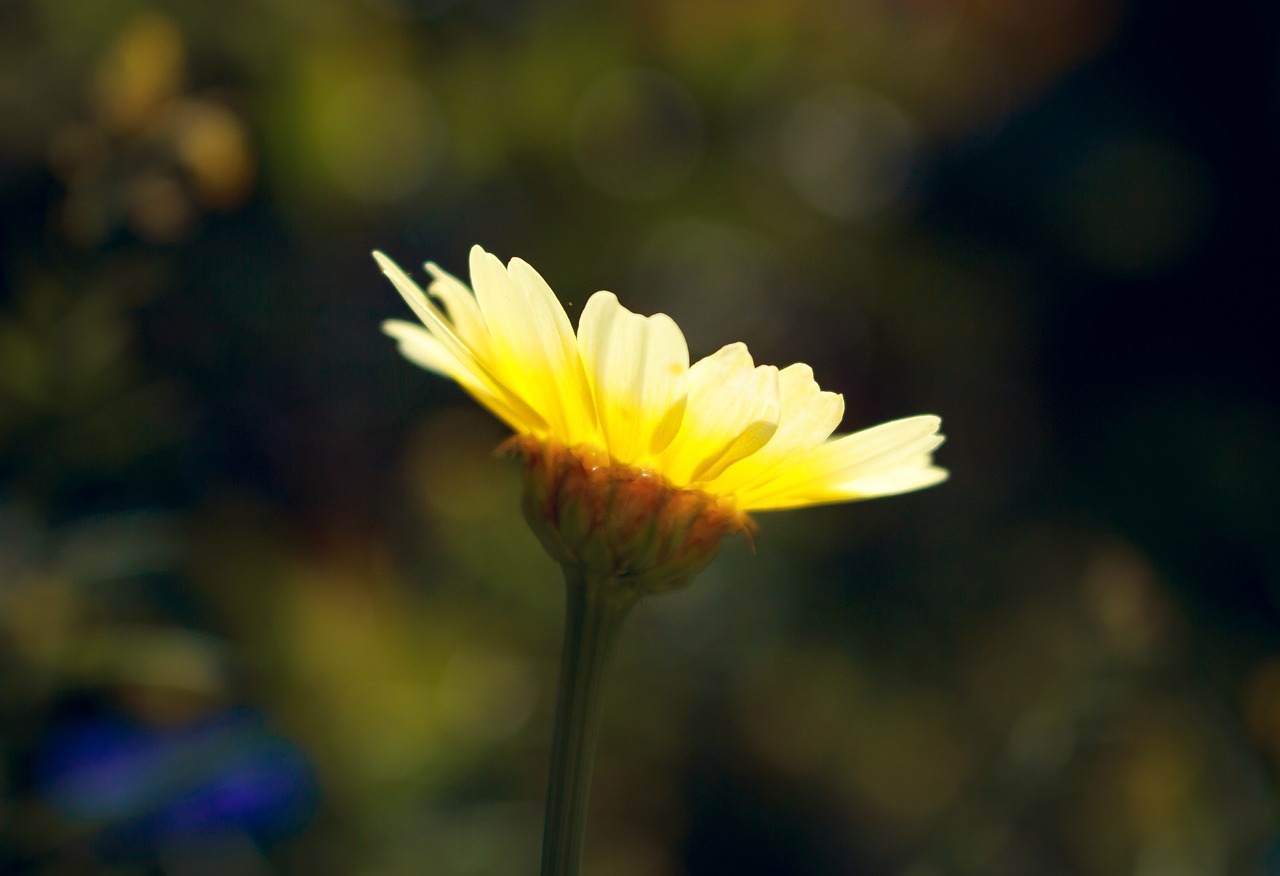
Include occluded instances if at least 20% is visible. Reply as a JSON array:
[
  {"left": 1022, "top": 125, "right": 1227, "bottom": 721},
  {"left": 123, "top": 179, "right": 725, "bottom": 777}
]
[{"left": 505, "top": 436, "right": 753, "bottom": 595}]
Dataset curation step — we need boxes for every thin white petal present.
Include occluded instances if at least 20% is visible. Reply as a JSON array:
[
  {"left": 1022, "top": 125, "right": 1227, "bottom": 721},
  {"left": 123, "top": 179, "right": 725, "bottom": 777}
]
[
  {"left": 383, "top": 319, "right": 455, "bottom": 376},
  {"left": 375, "top": 251, "right": 546, "bottom": 432},
  {"left": 381, "top": 320, "right": 529, "bottom": 429},
  {"left": 423, "top": 261, "right": 489, "bottom": 352}
]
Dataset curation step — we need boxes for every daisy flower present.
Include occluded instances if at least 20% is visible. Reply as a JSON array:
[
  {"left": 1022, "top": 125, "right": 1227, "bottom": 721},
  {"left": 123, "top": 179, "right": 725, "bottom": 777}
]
[{"left": 379, "top": 245, "right": 944, "bottom": 588}]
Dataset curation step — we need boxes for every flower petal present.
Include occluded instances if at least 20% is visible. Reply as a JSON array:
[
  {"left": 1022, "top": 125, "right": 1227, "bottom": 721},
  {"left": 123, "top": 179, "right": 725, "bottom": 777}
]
[
  {"left": 705, "top": 363, "right": 844, "bottom": 495},
  {"left": 382, "top": 319, "right": 454, "bottom": 375},
  {"left": 468, "top": 247, "right": 596, "bottom": 444},
  {"left": 382, "top": 320, "right": 532, "bottom": 430},
  {"left": 374, "top": 252, "right": 546, "bottom": 432},
  {"left": 735, "top": 415, "right": 944, "bottom": 511},
  {"left": 837, "top": 461, "right": 950, "bottom": 498},
  {"left": 423, "top": 261, "right": 490, "bottom": 353},
  {"left": 658, "top": 343, "right": 780, "bottom": 486},
  {"left": 578, "top": 291, "right": 690, "bottom": 465},
  {"left": 750, "top": 464, "right": 950, "bottom": 510}
]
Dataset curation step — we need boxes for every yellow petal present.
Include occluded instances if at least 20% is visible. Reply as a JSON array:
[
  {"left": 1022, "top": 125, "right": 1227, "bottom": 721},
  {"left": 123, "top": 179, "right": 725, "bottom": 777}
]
[
  {"left": 705, "top": 363, "right": 844, "bottom": 496},
  {"left": 735, "top": 415, "right": 944, "bottom": 510},
  {"left": 468, "top": 247, "right": 596, "bottom": 444},
  {"left": 658, "top": 343, "right": 780, "bottom": 486},
  {"left": 837, "top": 461, "right": 950, "bottom": 498},
  {"left": 382, "top": 320, "right": 531, "bottom": 430},
  {"left": 382, "top": 319, "right": 454, "bottom": 376},
  {"left": 374, "top": 252, "right": 546, "bottom": 433},
  {"left": 760, "top": 463, "right": 950, "bottom": 510},
  {"left": 507, "top": 256, "right": 599, "bottom": 443},
  {"left": 578, "top": 291, "right": 690, "bottom": 465},
  {"left": 423, "top": 261, "right": 490, "bottom": 353}
]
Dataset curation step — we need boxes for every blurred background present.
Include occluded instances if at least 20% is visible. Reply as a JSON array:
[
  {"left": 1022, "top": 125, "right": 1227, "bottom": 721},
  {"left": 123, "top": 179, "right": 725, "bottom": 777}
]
[{"left": 2, "top": 0, "right": 1278, "bottom": 873}]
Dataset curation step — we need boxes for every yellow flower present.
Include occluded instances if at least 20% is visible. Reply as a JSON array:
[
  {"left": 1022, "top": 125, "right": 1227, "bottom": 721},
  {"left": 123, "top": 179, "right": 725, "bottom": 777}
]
[
  {"left": 380, "top": 245, "right": 946, "bottom": 590},
  {"left": 379, "top": 245, "right": 946, "bottom": 515}
]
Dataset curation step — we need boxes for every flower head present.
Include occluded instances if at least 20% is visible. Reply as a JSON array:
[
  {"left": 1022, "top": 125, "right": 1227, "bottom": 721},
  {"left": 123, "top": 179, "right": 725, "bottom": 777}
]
[{"left": 379, "top": 246, "right": 946, "bottom": 587}]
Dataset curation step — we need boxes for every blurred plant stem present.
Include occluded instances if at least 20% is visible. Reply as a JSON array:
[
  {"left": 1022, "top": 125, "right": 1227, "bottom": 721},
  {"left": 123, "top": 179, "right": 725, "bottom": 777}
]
[{"left": 540, "top": 566, "right": 637, "bottom": 876}]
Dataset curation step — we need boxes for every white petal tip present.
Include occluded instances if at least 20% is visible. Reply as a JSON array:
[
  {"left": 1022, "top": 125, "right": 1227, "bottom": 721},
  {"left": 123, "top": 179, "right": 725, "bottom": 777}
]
[
  {"left": 855, "top": 464, "right": 950, "bottom": 497},
  {"left": 373, "top": 251, "right": 402, "bottom": 274},
  {"left": 908, "top": 414, "right": 943, "bottom": 432},
  {"left": 380, "top": 318, "right": 417, "bottom": 338}
]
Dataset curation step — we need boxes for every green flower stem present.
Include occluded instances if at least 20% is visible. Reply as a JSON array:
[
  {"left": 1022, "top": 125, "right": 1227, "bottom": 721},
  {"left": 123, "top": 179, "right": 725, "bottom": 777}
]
[{"left": 540, "top": 567, "right": 636, "bottom": 876}]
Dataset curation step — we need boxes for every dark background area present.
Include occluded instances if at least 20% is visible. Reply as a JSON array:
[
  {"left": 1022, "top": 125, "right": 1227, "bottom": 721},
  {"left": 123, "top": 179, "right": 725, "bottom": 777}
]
[{"left": 2, "top": 0, "right": 1278, "bottom": 873}]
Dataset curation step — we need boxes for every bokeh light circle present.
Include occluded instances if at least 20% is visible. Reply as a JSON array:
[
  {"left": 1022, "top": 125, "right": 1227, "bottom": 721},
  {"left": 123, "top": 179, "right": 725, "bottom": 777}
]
[{"left": 778, "top": 85, "right": 917, "bottom": 220}]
